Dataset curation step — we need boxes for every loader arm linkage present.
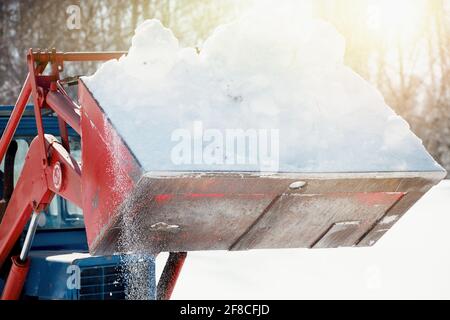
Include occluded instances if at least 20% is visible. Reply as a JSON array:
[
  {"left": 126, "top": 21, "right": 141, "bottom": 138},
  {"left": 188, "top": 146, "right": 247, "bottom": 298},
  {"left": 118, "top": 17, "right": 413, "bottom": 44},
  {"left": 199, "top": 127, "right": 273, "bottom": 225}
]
[{"left": 0, "top": 49, "right": 186, "bottom": 300}]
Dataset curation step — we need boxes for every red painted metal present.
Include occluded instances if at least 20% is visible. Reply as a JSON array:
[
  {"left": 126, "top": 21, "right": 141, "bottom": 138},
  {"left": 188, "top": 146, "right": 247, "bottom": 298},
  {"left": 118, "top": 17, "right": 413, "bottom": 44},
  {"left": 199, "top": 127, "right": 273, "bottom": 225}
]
[
  {"left": 157, "top": 252, "right": 187, "bottom": 300},
  {"left": 58, "top": 116, "right": 70, "bottom": 151},
  {"left": 56, "top": 82, "right": 74, "bottom": 150},
  {"left": 0, "top": 137, "right": 50, "bottom": 268},
  {"left": 45, "top": 136, "right": 82, "bottom": 207},
  {"left": 79, "top": 80, "right": 141, "bottom": 250},
  {"left": 0, "top": 59, "right": 47, "bottom": 162},
  {"left": 0, "top": 76, "right": 31, "bottom": 161},
  {"left": 27, "top": 50, "right": 49, "bottom": 167},
  {"left": 1, "top": 256, "right": 30, "bottom": 300},
  {"left": 46, "top": 91, "right": 81, "bottom": 135},
  {"left": 0, "top": 50, "right": 142, "bottom": 300},
  {"left": 32, "top": 51, "right": 127, "bottom": 63},
  {"left": 0, "top": 135, "right": 81, "bottom": 268}
]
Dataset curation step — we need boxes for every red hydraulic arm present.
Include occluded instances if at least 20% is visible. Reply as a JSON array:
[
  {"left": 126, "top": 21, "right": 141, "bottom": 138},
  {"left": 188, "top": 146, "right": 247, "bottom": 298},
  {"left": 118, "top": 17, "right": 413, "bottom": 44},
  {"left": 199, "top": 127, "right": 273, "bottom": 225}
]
[
  {"left": 157, "top": 252, "right": 187, "bottom": 300},
  {"left": 0, "top": 49, "right": 186, "bottom": 300}
]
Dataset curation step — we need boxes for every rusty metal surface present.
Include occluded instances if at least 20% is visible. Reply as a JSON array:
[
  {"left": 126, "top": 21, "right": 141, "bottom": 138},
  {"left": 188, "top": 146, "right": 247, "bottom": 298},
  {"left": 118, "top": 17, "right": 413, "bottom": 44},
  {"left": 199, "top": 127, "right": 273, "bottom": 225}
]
[{"left": 91, "top": 171, "right": 445, "bottom": 255}]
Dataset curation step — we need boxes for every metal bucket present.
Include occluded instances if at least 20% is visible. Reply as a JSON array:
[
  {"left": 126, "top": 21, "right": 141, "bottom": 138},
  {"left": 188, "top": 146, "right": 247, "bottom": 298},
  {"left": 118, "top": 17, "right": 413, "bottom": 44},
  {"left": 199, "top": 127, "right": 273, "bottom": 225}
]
[{"left": 78, "top": 80, "right": 446, "bottom": 255}]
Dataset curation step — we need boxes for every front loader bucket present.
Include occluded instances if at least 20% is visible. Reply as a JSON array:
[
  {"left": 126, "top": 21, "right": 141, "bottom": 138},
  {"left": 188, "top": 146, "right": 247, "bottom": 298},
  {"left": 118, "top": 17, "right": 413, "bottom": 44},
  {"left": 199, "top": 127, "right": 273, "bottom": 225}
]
[{"left": 78, "top": 80, "right": 446, "bottom": 255}]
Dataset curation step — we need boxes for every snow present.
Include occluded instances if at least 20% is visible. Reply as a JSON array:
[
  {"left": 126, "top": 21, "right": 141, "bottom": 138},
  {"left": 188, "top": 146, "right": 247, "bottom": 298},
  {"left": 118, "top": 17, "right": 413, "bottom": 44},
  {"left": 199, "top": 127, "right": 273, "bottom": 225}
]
[
  {"left": 45, "top": 252, "right": 91, "bottom": 263},
  {"left": 83, "top": 2, "right": 443, "bottom": 173},
  {"left": 157, "top": 180, "right": 450, "bottom": 300}
]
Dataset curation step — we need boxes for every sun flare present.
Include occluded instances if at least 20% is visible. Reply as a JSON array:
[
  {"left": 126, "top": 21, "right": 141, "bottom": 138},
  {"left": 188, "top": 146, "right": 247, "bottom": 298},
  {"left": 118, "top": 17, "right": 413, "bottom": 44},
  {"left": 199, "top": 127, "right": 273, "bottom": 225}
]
[{"left": 367, "top": 0, "right": 427, "bottom": 42}]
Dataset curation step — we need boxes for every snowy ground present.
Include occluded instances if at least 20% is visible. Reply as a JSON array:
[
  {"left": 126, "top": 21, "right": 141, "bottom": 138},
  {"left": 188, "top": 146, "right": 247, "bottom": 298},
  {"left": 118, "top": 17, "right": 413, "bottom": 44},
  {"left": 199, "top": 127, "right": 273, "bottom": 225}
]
[{"left": 156, "top": 180, "right": 450, "bottom": 300}]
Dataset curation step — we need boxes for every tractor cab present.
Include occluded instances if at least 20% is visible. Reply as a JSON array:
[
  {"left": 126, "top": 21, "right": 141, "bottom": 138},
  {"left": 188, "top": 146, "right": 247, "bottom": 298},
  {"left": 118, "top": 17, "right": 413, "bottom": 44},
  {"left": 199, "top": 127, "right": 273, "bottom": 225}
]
[{"left": 0, "top": 105, "right": 154, "bottom": 300}]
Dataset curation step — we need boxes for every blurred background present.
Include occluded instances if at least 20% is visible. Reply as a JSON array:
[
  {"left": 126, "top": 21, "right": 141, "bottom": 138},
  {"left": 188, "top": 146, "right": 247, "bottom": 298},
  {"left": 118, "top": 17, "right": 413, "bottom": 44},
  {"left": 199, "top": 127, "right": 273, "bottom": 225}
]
[{"left": 0, "top": 0, "right": 449, "bottom": 174}]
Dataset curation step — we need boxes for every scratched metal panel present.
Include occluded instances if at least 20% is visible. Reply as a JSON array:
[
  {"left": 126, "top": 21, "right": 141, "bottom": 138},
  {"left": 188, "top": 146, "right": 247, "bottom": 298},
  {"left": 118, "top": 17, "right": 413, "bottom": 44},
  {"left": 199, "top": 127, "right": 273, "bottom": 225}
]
[
  {"left": 231, "top": 192, "right": 404, "bottom": 250},
  {"left": 313, "top": 222, "right": 363, "bottom": 248},
  {"left": 91, "top": 171, "right": 445, "bottom": 255},
  {"left": 138, "top": 195, "right": 275, "bottom": 252}
]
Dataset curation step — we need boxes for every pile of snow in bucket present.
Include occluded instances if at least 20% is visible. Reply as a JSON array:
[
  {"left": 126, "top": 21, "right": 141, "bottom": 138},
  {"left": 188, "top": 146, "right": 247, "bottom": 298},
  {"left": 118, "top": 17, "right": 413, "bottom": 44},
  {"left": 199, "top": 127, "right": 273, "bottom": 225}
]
[{"left": 84, "top": 4, "right": 442, "bottom": 173}]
